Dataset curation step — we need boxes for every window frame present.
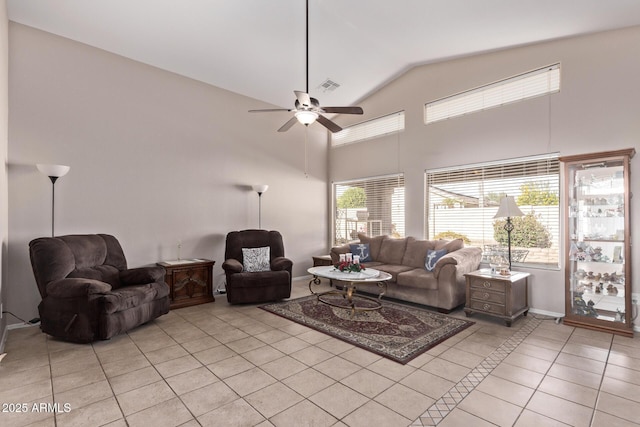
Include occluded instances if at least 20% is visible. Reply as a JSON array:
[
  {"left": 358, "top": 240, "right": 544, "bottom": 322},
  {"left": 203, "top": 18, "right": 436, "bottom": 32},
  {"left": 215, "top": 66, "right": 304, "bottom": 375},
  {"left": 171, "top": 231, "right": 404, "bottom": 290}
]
[
  {"left": 332, "top": 173, "right": 405, "bottom": 246},
  {"left": 425, "top": 63, "right": 560, "bottom": 124},
  {"left": 331, "top": 111, "right": 405, "bottom": 147},
  {"left": 424, "top": 153, "right": 560, "bottom": 270}
]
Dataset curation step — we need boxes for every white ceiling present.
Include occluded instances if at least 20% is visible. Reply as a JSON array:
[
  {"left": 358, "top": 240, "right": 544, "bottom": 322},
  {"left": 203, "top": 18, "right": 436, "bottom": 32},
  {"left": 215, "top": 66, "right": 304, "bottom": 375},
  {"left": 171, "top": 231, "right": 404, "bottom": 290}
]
[{"left": 7, "top": 0, "right": 640, "bottom": 111}]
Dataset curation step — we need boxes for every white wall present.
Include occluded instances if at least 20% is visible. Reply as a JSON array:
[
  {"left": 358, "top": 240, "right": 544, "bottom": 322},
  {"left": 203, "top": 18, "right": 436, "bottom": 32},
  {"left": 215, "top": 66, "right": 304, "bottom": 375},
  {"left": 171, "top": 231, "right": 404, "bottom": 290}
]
[
  {"left": 7, "top": 23, "right": 329, "bottom": 325},
  {"left": 0, "top": 0, "right": 8, "bottom": 345},
  {"left": 330, "top": 26, "right": 640, "bottom": 316}
]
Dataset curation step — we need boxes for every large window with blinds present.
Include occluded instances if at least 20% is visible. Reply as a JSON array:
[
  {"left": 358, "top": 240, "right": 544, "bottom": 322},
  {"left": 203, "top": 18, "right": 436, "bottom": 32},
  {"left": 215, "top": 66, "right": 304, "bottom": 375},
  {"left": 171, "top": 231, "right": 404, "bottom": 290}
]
[
  {"left": 425, "top": 154, "right": 560, "bottom": 268},
  {"left": 331, "top": 111, "right": 404, "bottom": 147},
  {"left": 425, "top": 64, "right": 560, "bottom": 124},
  {"left": 333, "top": 174, "right": 405, "bottom": 245}
]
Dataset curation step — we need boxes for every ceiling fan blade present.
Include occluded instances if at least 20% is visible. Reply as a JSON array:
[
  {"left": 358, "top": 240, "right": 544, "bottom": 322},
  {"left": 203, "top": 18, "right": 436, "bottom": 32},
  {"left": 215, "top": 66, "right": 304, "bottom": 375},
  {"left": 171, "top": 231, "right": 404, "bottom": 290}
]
[
  {"left": 277, "top": 116, "right": 298, "bottom": 132},
  {"left": 316, "top": 115, "right": 343, "bottom": 133},
  {"left": 248, "top": 108, "right": 292, "bottom": 113},
  {"left": 322, "top": 106, "right": 364, "bottom": 115},
  {"left": 294, "top": 91, "right": 312, "bottom": 108}
]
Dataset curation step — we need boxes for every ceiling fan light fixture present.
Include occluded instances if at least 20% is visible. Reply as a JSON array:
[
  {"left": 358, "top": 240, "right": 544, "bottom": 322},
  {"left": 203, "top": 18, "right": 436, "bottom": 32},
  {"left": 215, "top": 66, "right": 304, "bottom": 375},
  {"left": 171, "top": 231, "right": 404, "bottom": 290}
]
[{"left": 295, "top": 110, "right": 318, "bottom": 125}]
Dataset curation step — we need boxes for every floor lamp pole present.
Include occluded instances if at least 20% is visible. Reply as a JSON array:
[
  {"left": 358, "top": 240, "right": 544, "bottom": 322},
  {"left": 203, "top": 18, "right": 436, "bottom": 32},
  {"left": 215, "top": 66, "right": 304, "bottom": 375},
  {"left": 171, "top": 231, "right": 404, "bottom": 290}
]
[
  {"left": 258, "top": 192, "right": 263, "bottom": 229},
  {"left": 504, "top": 217, "right": 514, "bottom": 270},
  {"left": 49, "top": 176, "right": 59, "bottom": 237}
]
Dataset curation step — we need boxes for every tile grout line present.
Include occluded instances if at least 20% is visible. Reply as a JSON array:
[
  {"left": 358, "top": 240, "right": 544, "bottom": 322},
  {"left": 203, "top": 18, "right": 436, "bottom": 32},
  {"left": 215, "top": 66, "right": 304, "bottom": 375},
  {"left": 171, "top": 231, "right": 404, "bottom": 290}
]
[{"left": 411, "top": 317, "right": 543, "bottom": 426}]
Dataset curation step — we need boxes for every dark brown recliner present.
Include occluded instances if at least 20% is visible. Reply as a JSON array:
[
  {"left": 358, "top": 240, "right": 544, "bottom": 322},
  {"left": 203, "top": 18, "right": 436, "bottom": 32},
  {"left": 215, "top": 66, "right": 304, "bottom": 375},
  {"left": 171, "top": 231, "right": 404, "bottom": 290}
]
[
  {"left": 222, "top": 230, "right": 292, "bottom": 304},
  {"left": 29, "top": 234, "right": 170, "bottom": 343}
]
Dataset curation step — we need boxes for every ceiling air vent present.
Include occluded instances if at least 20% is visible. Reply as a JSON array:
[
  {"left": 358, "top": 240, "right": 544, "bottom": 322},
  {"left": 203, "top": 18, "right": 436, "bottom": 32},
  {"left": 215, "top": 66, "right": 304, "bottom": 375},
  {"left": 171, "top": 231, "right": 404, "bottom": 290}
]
[{"left": 318, "top": 79, "right": 340, "bottom": 92}]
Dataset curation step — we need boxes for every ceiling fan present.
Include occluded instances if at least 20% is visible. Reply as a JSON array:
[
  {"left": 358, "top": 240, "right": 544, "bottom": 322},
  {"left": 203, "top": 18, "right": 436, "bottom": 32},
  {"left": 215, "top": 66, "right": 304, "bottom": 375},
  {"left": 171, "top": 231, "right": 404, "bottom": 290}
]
[{"left": 249, "top": 0, "right": 363, "bottom": 133}]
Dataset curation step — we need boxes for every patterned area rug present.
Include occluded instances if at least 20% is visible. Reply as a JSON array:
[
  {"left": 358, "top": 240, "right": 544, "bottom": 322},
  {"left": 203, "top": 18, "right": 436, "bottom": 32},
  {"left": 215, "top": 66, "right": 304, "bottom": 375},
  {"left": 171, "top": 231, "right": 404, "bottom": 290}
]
[{"left": 260, "top": 294, "right": 474, "bottom": 364}]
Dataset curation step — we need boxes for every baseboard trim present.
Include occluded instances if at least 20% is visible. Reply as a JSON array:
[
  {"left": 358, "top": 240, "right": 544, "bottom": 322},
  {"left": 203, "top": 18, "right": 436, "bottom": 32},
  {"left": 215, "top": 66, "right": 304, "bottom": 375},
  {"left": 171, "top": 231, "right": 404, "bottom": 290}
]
[
  {"left": 528, "top": 308, "right": 564, "bottom": 319},
  {"left": 7, "top": 322, "right": 36, "bottom": 330}
]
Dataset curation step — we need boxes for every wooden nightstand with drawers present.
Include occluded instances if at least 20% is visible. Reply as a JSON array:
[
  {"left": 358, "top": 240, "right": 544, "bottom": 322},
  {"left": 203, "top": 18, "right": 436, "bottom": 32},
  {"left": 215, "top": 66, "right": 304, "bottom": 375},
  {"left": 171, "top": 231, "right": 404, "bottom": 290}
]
[
  {"left": 464, "top": 269, "right": 530, "bottom": 327},
  {"left": 157, "top": 259, "right": 215, "bottom": 309}
]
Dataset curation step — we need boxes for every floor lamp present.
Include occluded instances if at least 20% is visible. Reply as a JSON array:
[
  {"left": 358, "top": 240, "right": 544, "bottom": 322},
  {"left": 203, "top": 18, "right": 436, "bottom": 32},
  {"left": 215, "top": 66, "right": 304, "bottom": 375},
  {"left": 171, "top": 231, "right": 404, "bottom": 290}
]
[
  {"left": 252, "top": 185, "right": 268, "bottom": 229},
  {"left": 37, "top": 164, "right": 70, "bottom": 237},
  {"left": 493, "top": 195, "right": 524, "bottom": 271}
]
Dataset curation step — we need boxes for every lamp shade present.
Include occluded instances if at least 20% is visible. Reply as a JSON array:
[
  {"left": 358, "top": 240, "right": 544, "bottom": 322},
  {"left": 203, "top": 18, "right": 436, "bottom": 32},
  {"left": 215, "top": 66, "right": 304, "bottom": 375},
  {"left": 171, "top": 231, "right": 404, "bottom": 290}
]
[
  {"left": 37, "top": 164, "right": 70, "bottom": 178},
  {"left": 494, "top": 196, "right": 524, "bottom": 218},
  {"left": 252, "top": 184, "right": 269, "bottom": 194},
  {"left": 295, "top": 110, "right": 318, "bottom": 125}
]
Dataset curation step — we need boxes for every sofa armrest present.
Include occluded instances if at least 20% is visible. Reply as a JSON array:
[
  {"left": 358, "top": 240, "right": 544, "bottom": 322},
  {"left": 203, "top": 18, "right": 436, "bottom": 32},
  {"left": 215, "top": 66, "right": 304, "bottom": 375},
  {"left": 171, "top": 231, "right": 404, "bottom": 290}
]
[
  {"left": 222, "top": 259, "right": 243, "bottom": 274},
  {"left": 434, "top": 247, "right": 482, "bottom": 278},
  {"left": 120, "top": 266, "right": 165, "bottom": 285},
  {"left": 330, "top": 244, "right": 351, "bottom": 263},
  {"left": 46, "top": 278, "right": 112, "bottom": 298},
  {"left": 271, "top": 256, "right": 292, "bottom": 271}
]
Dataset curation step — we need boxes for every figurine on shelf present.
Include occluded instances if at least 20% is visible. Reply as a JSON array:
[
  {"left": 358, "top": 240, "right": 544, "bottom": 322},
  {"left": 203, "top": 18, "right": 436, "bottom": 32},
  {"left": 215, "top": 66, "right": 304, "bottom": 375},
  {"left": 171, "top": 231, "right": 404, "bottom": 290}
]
[
  {"left": 592, "top": 247, "right": 603, "bottom": 262},
  {"left": 572, "top": 293, "right": 598, "bottom": 317},
  {"left": 615, "top": 309, "right": 624, "bottom": 322}
]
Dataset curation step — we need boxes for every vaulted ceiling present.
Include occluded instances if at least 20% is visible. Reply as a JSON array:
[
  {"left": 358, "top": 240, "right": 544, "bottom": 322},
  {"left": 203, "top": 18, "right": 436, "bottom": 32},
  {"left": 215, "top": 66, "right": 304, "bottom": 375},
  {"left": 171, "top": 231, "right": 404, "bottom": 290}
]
[{"left": 8, "top": 0, "right": 640, "bottom": 110}]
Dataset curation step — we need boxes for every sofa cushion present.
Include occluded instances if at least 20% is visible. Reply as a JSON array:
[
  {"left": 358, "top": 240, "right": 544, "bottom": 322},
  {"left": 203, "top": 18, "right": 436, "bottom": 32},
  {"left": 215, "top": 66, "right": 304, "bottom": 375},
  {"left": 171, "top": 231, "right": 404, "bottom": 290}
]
[
  {"left": 377, "top": 238, "right": 408, "bottom": 265},
  {"left": 402, "top": 237, "right": 436, "bottom": 268},
  {"left": 373, "top": 264, "right": 414, "bottom": 281},
  {"left": 68, "top": 265, "right": 121, "bottom": 288},
  {"left": 60, "top": 234, "right": 108, "bottom": 269},
  {"left": 434, "top": 238, "right": 464, "bottom": 253},
  {"left": 397, "top": 269, "right": 439, "bottom": 290},
  {"left": 425, "top": 249, "right": 448, "bottom": 271},
  {"left": 357, "top": 233, "right": 388, "bottom": 261},
  {"left": 361, "top": 261, "right": 384, "bottom": 268},
  {"left": 350, "top": 243, "right": 372, "bottom": 262},
  {"left": 102, "top": 282, "right": 169, "bottom": 314}
]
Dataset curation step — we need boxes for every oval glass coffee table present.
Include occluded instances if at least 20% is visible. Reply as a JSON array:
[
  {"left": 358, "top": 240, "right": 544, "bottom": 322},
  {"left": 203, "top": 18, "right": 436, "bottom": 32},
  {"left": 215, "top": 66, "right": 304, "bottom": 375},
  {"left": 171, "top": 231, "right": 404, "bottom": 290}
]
[{"left": 307, "top": 266, "right": 392, "bottom": 317}]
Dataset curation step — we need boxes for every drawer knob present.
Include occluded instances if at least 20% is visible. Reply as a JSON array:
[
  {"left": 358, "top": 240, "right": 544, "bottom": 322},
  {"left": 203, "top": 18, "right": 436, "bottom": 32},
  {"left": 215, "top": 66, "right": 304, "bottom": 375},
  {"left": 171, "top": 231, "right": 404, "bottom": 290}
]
[
  {"left": 483, "top": 304, "right": 491, "bottom": 310},
  {"left": 483, "top": 293, "right": 490, "bottom": 300},
  {"left": 483, "top": 281, "right": 492, "bottom": 288}
]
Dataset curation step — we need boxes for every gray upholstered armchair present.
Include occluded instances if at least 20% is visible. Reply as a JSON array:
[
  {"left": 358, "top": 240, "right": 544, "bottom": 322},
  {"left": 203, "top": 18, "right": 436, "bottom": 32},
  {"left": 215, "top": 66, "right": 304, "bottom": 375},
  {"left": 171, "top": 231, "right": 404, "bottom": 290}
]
[
  {"left": 29, "top": 234, "right": 170, "bottom": 343},
  {"left": 222, "top": 230, "right": 292, "bottom": 304}
]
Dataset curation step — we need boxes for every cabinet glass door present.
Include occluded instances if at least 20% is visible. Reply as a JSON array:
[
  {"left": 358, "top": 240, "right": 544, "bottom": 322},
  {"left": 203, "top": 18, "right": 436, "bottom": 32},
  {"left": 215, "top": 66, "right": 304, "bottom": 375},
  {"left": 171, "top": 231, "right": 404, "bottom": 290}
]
[
  {"left": 562, "top": 148, "right": 633, "bottom": 337},
  {"left": 568, "top": 161, "right": 626, "bottom": 322}
]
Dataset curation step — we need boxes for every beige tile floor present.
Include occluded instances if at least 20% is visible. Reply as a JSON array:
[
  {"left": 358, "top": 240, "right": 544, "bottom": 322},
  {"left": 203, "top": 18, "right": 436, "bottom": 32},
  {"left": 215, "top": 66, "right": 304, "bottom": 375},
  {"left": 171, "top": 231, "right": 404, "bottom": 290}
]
[{"left": 1, "top": 278, "right": 640, "bottom": 427}]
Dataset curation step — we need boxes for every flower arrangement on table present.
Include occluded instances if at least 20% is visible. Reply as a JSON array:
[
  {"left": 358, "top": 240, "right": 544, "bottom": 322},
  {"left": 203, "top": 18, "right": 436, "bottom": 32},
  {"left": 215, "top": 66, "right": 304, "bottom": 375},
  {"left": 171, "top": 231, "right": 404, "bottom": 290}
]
[
  {"left": 334, "top": 261, "right": 366, "bottom": 273},
  {"left": 334, "top": 253, "right": 365, "bottom": 273}
]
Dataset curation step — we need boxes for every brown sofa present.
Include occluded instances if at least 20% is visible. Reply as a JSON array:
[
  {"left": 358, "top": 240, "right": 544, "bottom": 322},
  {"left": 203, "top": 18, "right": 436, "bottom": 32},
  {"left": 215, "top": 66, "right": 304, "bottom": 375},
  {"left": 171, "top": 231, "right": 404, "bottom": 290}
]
[
  {"left": 330, "top": 234, "right": 482, "bottom": 312},
  {"left": 29, "top": 234, "right": 170, "bottom": 343}
]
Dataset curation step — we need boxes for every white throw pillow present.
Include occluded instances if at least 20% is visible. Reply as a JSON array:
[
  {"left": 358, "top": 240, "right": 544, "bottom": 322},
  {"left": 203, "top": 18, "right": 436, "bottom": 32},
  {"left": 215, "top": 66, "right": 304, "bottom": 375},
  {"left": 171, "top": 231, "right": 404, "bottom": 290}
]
[{"left": 242, "top": 247, "right": 271, "bottom": 272}]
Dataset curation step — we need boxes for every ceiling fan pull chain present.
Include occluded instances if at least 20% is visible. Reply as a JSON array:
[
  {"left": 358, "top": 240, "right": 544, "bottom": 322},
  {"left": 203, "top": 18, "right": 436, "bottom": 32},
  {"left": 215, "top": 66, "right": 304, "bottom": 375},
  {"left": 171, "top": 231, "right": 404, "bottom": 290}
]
[{"left": 304, "top": 126, "right": 309, "bottom": 178}]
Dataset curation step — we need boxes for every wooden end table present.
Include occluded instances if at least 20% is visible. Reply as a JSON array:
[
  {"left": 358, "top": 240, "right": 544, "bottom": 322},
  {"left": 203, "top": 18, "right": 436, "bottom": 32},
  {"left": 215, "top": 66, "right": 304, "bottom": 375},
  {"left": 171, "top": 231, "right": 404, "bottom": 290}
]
[
  {"left": 312, "top": 255, "right": 333, "bottom": 267},
  {"left": 464, "top": 269, "right": 530, "bottom": 327},
  {"left": 157, "top": 259, "right": 215, "bottom": 309}
]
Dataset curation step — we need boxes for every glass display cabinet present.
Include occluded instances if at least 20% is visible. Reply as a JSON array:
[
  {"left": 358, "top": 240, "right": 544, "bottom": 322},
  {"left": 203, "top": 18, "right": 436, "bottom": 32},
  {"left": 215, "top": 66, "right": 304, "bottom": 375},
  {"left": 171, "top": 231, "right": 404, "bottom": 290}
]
[{"left": 560, "top": 149, "right": 634, "bottom": 337}]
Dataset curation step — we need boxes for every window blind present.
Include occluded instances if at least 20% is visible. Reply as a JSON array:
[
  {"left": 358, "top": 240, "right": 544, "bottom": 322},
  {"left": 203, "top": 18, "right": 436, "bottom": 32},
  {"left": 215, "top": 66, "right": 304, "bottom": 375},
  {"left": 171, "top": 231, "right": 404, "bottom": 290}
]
[
  {"left": 425, "top": 64, "right": 560, "bottom": 124},
  {"left": 333, "top": 174, "right": 405, "bottom": 245},
  {"left": 332, "top": 111, "right": 404, "bottom": 147},
  {"left": 425, "top": 154, "right": 560, "bottom": 268}
]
